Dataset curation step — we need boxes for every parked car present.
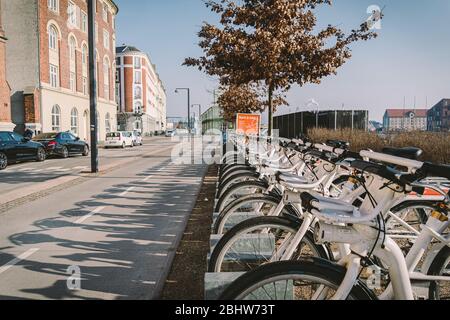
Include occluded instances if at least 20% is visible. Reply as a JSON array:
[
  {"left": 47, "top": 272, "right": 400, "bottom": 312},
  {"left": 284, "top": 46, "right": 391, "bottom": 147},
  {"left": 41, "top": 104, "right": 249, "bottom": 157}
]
[
  {"left": 165, "top": 130, "right": 176, "bottom": 137},
  {"left": 0, "top": 131, "right": 46, "bottom": 170},
  {"left": 133, "top": 131, "right": 143, "bottom": 146},
  {"left": 104, "top": 132, "right": 134, "bottom": 149},
  {"left": 126, "top": 131, "right": 142, "bottom": 146},
  {"left": 33, "top": 132, "right": 90, "bottom": 158},
  {"left": 175, "top": 129, "right": 189, "bottom": 136}
]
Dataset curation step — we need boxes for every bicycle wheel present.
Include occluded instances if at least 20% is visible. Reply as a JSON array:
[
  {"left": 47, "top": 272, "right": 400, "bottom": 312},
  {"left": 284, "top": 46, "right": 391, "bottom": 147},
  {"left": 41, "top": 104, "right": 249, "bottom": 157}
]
[
  {"left": 217, "top": 172, "right": 261, "bottom": 199},
  {"left": 219, "top": 259, "right": 376, "bottom": 300},
  {"left": 428, "top": 246, "right": 450, "bottom": 300},
  {"left": 215, "top": 180, "right": 269, "bottom": 213},
  {"left": 213, "top": 194, "right": 298, "bottom": 235},
  {"left": 209, "top": 216, "right": 330, "bottom": 273}
]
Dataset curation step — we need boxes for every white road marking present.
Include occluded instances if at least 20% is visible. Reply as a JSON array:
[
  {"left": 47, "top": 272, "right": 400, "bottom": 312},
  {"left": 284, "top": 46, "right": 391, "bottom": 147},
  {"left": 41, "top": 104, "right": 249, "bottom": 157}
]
[
  {"left": 76, "top": 206, "right": 105, "bottom": 224},
  {"left": 148, "top": 253, "right": 168, "bottom": 257},
  {"left": 0, "top": 248, "right": 40, "bottom": 275},
  {"left": 119, "top": 187, "right": 135, "bottom": 197},
  {"left": 142, "top": 175, "right": 152, "bottom": 182},
  {"left": 142, "top": 281, "right": 156, "bottom": 285}
]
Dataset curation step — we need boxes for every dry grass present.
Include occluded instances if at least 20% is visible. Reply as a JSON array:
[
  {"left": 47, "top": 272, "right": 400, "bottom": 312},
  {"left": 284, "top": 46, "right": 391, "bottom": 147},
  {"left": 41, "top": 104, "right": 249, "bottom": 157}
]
[{"left": 308, "top": 128, "right": 450, "bottom": 164}]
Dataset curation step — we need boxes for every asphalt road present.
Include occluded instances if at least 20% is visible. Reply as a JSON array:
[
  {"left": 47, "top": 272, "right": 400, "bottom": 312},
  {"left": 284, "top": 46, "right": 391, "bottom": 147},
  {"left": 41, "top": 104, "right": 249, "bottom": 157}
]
[
  {"left": 0, "top": 136, "right": 208, "bottom": 300},
  {"left": 0, "top": 137, "right": 169, "bottom": 195}
]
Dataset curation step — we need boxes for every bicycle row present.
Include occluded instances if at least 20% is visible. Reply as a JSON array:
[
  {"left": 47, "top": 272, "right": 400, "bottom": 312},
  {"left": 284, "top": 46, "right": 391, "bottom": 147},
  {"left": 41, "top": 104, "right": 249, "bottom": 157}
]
[{"left": 205, "top": 133, "right": 450, "bottom": 300}]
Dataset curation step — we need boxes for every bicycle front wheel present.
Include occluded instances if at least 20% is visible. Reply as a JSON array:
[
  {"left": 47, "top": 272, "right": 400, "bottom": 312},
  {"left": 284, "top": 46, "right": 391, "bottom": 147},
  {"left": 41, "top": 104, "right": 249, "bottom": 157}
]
[{"left": 219, "top": 259, "right": 376, "bottom": 300}]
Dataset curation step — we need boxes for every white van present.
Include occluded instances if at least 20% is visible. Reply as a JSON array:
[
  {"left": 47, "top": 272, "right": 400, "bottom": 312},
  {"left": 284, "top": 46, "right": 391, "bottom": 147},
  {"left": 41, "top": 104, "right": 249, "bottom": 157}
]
[{"left": 105, "top": 132, "right": 134, "bottom": 149}]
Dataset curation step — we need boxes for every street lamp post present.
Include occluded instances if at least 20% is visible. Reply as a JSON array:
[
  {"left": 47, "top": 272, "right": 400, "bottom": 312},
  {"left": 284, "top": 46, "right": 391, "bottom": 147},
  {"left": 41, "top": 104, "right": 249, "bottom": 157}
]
[
  {"left": 87, "top": 0, "right": 98, "bottom": 173},
  {"left": 175, "top": 88, "right": 190, "bottom": 133}
]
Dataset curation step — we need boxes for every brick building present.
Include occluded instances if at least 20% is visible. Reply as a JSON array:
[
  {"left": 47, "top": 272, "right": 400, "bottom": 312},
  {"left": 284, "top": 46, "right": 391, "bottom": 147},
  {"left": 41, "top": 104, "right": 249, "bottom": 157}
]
[
  {"left": 0, "top": 0, "right": 12, "bottom": 131},
  {"left": 427, "top": 99, "right": 450, "bottom": 132},
  {"left": 383, "top": 109, "right": 428, "bottom": 132},
  {"left": 116, "top": 45, "right": 167, "bottom": 135},
  {"left": 1, "top": 0, "right": 118, "bottom": 141}
]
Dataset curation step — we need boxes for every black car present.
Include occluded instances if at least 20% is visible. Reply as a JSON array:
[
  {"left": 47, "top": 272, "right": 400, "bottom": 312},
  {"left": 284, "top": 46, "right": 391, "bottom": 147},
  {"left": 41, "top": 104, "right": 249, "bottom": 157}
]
[
  {"left": 33, "top": 132, "right": 90, "bottom": 158},
  {"left": 0, "top": 131, "right": 46, "bottom": 170}
]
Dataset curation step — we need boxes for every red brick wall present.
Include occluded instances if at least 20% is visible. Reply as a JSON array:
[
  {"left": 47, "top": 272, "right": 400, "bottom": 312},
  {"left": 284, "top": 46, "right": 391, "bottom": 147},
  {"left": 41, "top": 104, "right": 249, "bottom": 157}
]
[{"left": 38, "top": 0, "right": 116, "bottom": 101}]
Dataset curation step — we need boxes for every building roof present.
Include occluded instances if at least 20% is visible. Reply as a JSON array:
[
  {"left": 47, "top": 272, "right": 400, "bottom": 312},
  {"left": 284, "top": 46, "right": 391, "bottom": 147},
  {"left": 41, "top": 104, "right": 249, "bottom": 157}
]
[
  {"left": 116, "top": 45, "right": 142, "bottom": 54},
  {"left": 429, "top": 99, "right": 450, "bottom": 111},
  {"left": 385, "top": 109, "right": 428, "bottom": 118}
]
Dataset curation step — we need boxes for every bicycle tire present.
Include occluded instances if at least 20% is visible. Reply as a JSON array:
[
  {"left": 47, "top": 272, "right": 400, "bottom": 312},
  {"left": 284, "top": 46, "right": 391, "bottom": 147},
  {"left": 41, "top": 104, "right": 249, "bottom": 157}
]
[
  {"left": 215, "top": 180, "right": 270, "bottom": 213},
  {"left": 213, "top": 194, "right": 299, "bottom": 235},
  {"left": 208, "top": 216, "right": 331, "bottom": 273},
  {"left": 219, "top": 259, "right": 377, "bottom": 300}
]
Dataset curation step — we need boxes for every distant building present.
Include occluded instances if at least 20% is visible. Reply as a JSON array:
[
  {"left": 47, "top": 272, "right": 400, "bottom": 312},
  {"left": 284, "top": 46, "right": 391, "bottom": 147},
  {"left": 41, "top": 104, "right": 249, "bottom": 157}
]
[
  {"left": 427, "top": 99, "right": 450, "bottom": 132},
  {"left": 0, "top": 0, "right": 12, "bottom": 131},
  {"left": 368, "top": 121, "right": 383, "bottom": 132},
  {"left": 383, "top": 109, "right": 427, "bottom": 132},
  {"left": 274, "top": 110, "right": 369, "bottom": 139},
  {"left": 201, "top": 105, "right": 230, "bottom": 134},
  {"left": 2, "top": 0, "right": 119, "bottom": 140},
  {"left": 116, "top": 45, "right": 167, "bottom": 135}
]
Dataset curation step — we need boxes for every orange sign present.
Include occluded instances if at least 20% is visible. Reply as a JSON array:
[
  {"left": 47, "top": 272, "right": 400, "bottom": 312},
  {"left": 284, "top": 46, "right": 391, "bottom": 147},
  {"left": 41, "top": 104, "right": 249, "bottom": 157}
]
[{"left": 236, "top": 114, "right": 261, "bottom": 135}]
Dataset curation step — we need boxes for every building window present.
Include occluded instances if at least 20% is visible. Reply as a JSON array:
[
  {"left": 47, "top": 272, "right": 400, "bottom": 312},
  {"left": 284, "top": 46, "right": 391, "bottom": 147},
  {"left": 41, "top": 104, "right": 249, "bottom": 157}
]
[
  {"left": 50, "top": 64, "right": 59, "bottom": 88},
  {"left": 134, "top": 71, "right": 141, "bottom": 84},
  {"left": 69, "top": 37, "right": 76, "bottom": 62},
  {"left": 102, "top": 2, "right": 108, "bottom": 22},
  {"left": 134, "top": 102, "right": 142, "bottom": 114},
  {"left": 82, "top": 77, "right": 88, "bottom": 95},
  {"left": 82, "top": 45, "right": 88, "bottom": 67},
  {"left": 105, "top": 113, "right": 111, "bottom": 133},
  {"left": 52, "top": 105, "right": 61, "bottom": 132},
  {"left": 134, "top": 86, "right": 142, "bottom": 100},
  {"left": 48, "top": 0, "right": 59, "bottom": 12},
  {"left": 103, "top": 30, "right": 110, "bottom": 50},
  {"left": 81, "top": 12, "right": 87, "bottom": 32},
  {"left": 103, "top": 58, "right": 110, "bottom": 100},
  {"left": 68, "top": 2, "right": 77, "bottom": 26},
  {"left": 48, "top": 25, "right": 58, "bottom": 50},
  {"left": 134, "top": 57, "right": 141, "bottom": 68},
  {"left": 71, "top": 108, "right": 78, "bottom": 135},
  {"left": 70, "top": 72, "right": 76, "bottom": 92}
]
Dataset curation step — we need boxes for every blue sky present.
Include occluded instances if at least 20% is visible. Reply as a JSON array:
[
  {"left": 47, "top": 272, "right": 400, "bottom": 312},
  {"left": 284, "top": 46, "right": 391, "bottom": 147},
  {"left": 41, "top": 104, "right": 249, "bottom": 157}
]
[{"left": 114, "top": 0, "right": 450, "bottom": 122}]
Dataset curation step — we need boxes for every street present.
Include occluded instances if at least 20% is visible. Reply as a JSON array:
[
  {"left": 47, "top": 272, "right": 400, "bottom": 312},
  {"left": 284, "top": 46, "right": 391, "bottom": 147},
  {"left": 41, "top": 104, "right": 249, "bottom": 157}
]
[{"left": 0, "top": 137, "right": 208, "bottom": 300}]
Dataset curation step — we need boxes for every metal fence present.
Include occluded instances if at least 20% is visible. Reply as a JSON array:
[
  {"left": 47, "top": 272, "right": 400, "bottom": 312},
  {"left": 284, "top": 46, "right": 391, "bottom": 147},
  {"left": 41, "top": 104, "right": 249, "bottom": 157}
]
[{"left": 274, "top": 110, "right": 369, "bottom": 139}]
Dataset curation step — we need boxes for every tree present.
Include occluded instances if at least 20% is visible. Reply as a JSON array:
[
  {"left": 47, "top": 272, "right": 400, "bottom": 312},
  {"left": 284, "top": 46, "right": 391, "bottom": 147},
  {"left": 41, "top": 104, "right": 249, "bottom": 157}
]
[
  {"left": 217, "top": 83, "right": 286, "bottom": 123},
  {"left": 184, "top": 0, "right": 381, "bottom": 135}
]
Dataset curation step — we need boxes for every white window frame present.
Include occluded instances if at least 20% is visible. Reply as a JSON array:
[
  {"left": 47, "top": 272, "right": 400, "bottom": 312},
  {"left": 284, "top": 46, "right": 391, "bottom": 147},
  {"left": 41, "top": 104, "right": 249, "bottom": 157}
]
[
  {"left": 82, "top": 77, "right": 88, "bottom": 95},
  {"left": 70, "top": 72, "right": 76, "bottom": 92},
  {"left": 103, "top": 60, "right": 110, "bottom": 100},
  {"left": 68, "top": 1, "right": 77, "bottom": 27},
  {"left": 50, "top": 64, "right": 59, "bottom": 88},
  {"left": 105, "top": 113, "right": 111, "bottom": 133},
  {"left": 48, "top": 25, "right": 58, "bottom": 51},
  {"left": 52, "top": 105, "right": 61, "bottom": 132},
  {"left": 71, "top": 108, "right": 79, "bottom": 135},
  {"left": 103, "top": 29, "right": 110, "bottom": 50},
  {"left": 81, "top": 11, "right": 88, "bottom": 33},
  {"left": 134, "top": 70, "right": 142, "bottom": 84},
  {"left": 134, "top": 56, "right": 141, "bottom": 68},
  {"left": 48, "top": 0, "right": 59, "bottom": 13},
  {"left": 102, "top": 2, "right": 108, "bottom": 22}
]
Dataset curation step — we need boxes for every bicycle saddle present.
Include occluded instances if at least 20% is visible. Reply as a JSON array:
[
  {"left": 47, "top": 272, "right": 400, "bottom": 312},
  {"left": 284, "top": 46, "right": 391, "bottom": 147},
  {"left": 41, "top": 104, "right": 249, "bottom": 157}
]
[{"left": 382, "top": 147, "right": 423, "bottom": 160}]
